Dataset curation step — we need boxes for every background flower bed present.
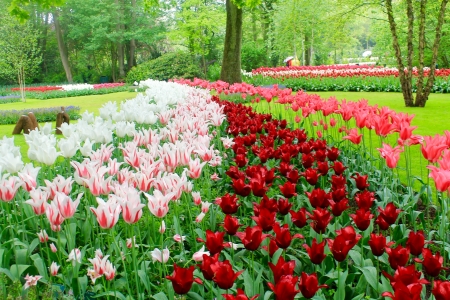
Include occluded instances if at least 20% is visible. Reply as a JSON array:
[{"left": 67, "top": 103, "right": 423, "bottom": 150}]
[
  {"left": 242, "top": 65, "right": 450, "bottom": 93},
  {"left": 0, "top": 106, "right": 81, "bottom": 125},
  {"left": 0, "top": 95, "right": 21, "bottom": 105}
]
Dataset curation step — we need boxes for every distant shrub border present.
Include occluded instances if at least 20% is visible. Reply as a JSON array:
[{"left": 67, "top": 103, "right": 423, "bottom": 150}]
[
  {"left": 0, "top": 95, "right": 21, "bottom": 105},
  {"left": 0, "top": 106, "right": 81, "bottom": 125}
]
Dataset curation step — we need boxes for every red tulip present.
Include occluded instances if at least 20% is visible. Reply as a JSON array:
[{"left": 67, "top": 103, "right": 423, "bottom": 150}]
[
  {"left": 251, "top": 207, "right": 276, "bottom": 231},
  {"left": 343, "top": 128, "right": 362, "bottom": 144},
  {"left": 226, "top": 166, "right": 245, "bottom": 180},
  {"left": 383, "top": 264, "right": 428, "bottom": 288},
  {"left": 368, "top": 233, "right": 386, "bottom": 256},
  {"left": 262, "top": 239, "right": 280, "bottom": 257},
  {"left": 279, "top": 181, "right": 297, "bottom": 198},
  {"left": 406, "top": 230, "right": 425, "bottom": 256},
  {"left": 350, "top": 208, "right": 373, "bottom": 231},
  {"left": 317, "top": 161, "right": 329, "bottom": 176},
  {"left": 269, "top": 256, "right": 296, "bottom": 284},
  {"left": 326, "top": 147, "right": 339, "bottom": 161},
  {"left": 272, "top": 223, "right": 303, "bottom": 249},
  {"left": 166, "top": 264, "right": 202, "bottom": 294},
  {"left": 432, "top": 280, "right": 450, "bottom": 300},
  {"left": 299, "top": 272, "right": 328, "bottom": 299},
  {"left": 253, "top": 195, "right": 278, "bottom": 214},
  {"left": 386, "top": 244, "right": 410, "bottom": 269},
  {"left": 382, "top": 282, "right": 424, "bottom": 300},
  {"left": 277, "top": 198, "right": 292, "bottom": 215},
  {"left": 197, "top": 230, "right": 228, "bottom": 255},
  {"left": 286, "top": 170, "right": 300, "bottom": 183},
  {"left": 332, "top": 161, "right": 346, "bottom": 175},
  {"left": 235, "top": 225, "right": 269, "bottom": 251},
  {"left": 232, "top": 178, "right": 251, "bottom": 197},
  {"left": 210, "top": 260, "right": 244, "bottom": 289},
  {"left": 354, "top": 190, "right": 375, "bottom": 210},
  {"left": 303, "top": 168, "right": 319, "bottom": 185},
  {"left": 222, "top": 215, "right": 242, "bottom": 235},
  {"left": 377, "top": 143, "right": 403, "bottom": 168},
  {"left": 307, "top": 208, "right": 333, "bottom": 234},
  {"left": 331, "top": 187, "right": 347, "bottom": 202},
  {"left": 223, "top": 288, "right": 258, "bottom": 300},
  {"left": 415, "top": 249, "right": 447, "bottom": 277},
  {"left": 267, "top": 275, "right": 299, "bottom": 300},
  {"left": 352, "top": 173, "right": 370, "bottom": 190},
  {"left": 250, "top": 173, "right": 268, "bottom": 197},
  {"left": 279, "top": 162, "right": 293, "bottom": 176},
  {"left": 216, "top": 193, "right": 240, "bottom": 214},
  {"left": 378, "top": 202, "right": 401, "bottom": 225},
  {"left": 234, "top": 153, "right": 248, "bottom": 168},
  {"left": 329, "top": 199, "right": 349, "bottom": 216},
  {"left": 200, "top": 253, "right": 219, "bottom": 280},
  {"left": 306, "top": 188, "right": 330, "bottom": 209},
  {"left": 289, "top": 208, "right": 307, "bottom": 228},
  {"left": 327, "top": 226, "right": 361, "bottom": 262},
  {"left": 421, "top": 135, "right": 448, "bottom": 163},
  {"left": 301, "top": 154, "right": 314, "bottom": 169},
  {"left": 331, "top": 174, "right": 346, "bottom": 189},
  {"left": 303, "top": 238, "right": 326, "bottom": 265}
]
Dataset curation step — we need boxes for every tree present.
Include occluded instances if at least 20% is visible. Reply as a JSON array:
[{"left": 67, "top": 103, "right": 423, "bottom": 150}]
[
  {"left": 0, "top": 13, "right": 42, "bottom": 101},
  {"left": 385, "top": 0, "right": 448, "bottom": 107},
  {"left": 220, "top": 0, "right": 260, "bottom": 84},
  {"left": 7, "top": 0, "right": 64, "bottom": 20}
]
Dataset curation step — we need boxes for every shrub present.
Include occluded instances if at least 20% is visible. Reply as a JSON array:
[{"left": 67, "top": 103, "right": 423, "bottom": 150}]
[
  {"left": 126, "top": 52, "right": 202, "bottom": 84},
  {"left": 241, "top": 41, "right": 267, "bottom": 72}
]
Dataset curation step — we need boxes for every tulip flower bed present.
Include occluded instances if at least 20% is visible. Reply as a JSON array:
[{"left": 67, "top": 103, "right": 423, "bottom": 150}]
[
  {"left": 0, "top": 106, "right": 81, "bottom": 125},
  {"left": 242, "top": 65, "right": 450, "bottom": 93},
  {"left": 1, "top": 79, "right": 450, "bottom": 300},
  {"left": 7, "top": 83, "right": 128, "bottom": 100}
]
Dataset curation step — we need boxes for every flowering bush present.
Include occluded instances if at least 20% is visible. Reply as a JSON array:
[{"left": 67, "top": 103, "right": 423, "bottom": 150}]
[{"left": 0, "top": 79, "right": 450, "bottom": 300}]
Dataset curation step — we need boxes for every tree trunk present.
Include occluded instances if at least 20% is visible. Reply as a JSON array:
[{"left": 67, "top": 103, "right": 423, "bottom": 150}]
[
  {"left": 304, "top": 34, "right": 310, "bottom": 66},
  {"left": 53, "top": 11, "right": 73, "bottom": 83},
  {"left": 111, "top": 43, "right": 117, "bottom": 82},
  {"left": 415, "top": 0, "right": 449, "bottom": 107},
  {"left": 128, "top": 0, "right": 136, "bottom": 71},
  {"left": 220, "top": 0, "right": 243, "bottom": 84},
  {"left": 41, "top": 13, "right": 49, "bottom": 75},
  {"left": 385, "top": 0, "right": 413, "bottom": 106},
  {"left": 115, "top": 0, "right": 125, "bottom": 79}
]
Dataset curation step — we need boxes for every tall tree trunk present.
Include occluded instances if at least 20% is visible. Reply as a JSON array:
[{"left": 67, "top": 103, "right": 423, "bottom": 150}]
[
  {"left": 220, "top": 0, "right": 243, "bottom": 84},
  {"left": 304, "top": 34, "right": 310, "bottom": 66},
  {"left": 41, "top": 13, "right": 49, "bottom": 74},
  {"left": 111, "top": 43, "right": 117, "bottom": 82},
  {"left": 53, "top": 11, "right": 73, "bottom": 83},
  {"left": 415, "top": 0, "right": 448, "bottom": 107},
  {"left": 252, "top": 10, "right": 257, "bottom": 42},
  {"left": 385, "top": 0, "right": 413, "bottom": 106},
  {"left": 115, "top": 0, "right": 125, "bottom": 79},
  {"left": 128, "top": 0, "right": 136, "bottom": 71}
]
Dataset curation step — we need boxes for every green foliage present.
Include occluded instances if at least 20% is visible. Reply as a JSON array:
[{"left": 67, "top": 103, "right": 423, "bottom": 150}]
[
  {"left": 207, "top": 62, "right": 222, "bottom": 81},
  {"left": 0, "top": 12, "right": 42, "bottom": 85},
  {"left": 0, "top": 105, "right": 80, "bottom": 125},
  {"left": 241, "top": 41, "right": 267, "bottom": 71},
  {"left": 0, "top": 96, "right": 21, "bottom": 105},
  {"left": 7, "top": 0, "right": 65, "bottom": 21},
  {"left": 126, "top": 52, "right": 202, "bottom": 83}
]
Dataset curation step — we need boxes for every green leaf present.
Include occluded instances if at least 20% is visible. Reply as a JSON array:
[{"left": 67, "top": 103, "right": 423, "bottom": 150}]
[
  {"left": 30, "top": 254, "right": 47, "bottom": 279},
  {"left": 152, "top": 292, "right": 169, "bottom": 300},
  {"left": 357, "top": 266, "right": 379, "bottom": 292},
  {"left": 0, "top": 267, "right": 14, "bottom": 281},
  {"left": 94, "top": 291, "right": 126, "bottom": 299},
  {"left": 243, "top": 269, "right": 253, "bottom": 297},
  {"left": 263, "top": 291, "right": 273, "bottom": 300},
  {"left": 137, "top": 269, "right": 150, "bottom": 293},
  {"left": 9, "top": 264, "right": 30, "bottom": 280},
  {"left": 333, "top": 269, "right": 347, "bottom": 300},
  {"left": 15, "top": 249, "right": 28, "bottom": 265},
  {"left": 27, "top": 238, "right": 40, "bottom": 257},
  {"left": 187, "top": 292, "right": 204, "bottom": 300}
]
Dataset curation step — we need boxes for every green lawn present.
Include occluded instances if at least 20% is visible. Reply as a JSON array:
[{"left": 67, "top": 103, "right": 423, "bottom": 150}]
[{"left": 0, "top": 91, "right": 137, "bottom": 159}]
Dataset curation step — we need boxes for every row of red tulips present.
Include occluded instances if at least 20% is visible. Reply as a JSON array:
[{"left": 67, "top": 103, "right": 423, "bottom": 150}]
[{"left": 248, "top": 65, "right": 450, "bottom": 79}]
